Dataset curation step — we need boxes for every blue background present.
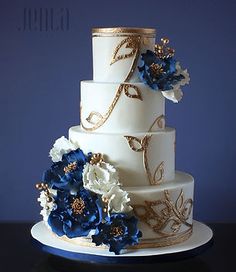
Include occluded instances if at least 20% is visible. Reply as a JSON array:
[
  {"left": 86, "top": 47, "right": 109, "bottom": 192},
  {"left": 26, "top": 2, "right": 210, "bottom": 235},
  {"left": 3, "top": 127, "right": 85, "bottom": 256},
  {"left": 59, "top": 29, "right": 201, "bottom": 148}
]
[{"left": 0, "top": 0, "right": 235, "bottom": 222}]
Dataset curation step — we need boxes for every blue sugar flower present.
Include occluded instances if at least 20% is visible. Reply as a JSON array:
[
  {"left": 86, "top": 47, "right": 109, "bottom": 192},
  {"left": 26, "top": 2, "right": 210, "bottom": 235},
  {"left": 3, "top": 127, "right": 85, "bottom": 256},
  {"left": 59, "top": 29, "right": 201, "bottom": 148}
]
[
  {"left": 43, "top": 149, "right": 92, "bottom": 192},
  {"left": 138, "top": 50, "right": 184, "bottom": 91},
  {"left": 92, "top": 213, "right": 142, "bottom": 255},
  {"left": 48, "top": 188, "right": 102, "bottom": 238}
]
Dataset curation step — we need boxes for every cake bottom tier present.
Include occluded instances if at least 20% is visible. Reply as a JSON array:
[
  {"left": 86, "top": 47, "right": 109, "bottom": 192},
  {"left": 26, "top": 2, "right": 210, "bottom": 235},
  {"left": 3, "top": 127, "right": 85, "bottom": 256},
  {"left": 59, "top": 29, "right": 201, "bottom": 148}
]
[{"left": 55, "top": 171, "right": 194, "bottom": 249}]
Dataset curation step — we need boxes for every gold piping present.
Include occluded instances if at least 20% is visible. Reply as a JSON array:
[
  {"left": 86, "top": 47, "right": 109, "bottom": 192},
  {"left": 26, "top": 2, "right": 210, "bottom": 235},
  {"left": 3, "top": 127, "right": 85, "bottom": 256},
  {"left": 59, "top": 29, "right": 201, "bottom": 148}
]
[{"left": 92, "top": 27, "right": 156, "bottom": 35}]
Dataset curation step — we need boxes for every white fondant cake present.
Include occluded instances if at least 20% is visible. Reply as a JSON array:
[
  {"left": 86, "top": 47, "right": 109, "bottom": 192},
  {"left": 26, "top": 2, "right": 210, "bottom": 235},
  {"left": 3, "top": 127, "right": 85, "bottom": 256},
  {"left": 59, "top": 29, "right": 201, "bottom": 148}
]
[{"left": 36, "top": 27, "right": 193, "bottom": 255}]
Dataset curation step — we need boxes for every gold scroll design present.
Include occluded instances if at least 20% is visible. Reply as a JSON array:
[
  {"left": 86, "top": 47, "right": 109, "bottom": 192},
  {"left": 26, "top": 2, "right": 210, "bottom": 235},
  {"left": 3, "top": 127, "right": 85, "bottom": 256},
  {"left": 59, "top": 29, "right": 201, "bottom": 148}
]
[
  {"left": 81, "top": 84, "right": 142, "bottom": 131},
  {"left": 110, "top": 36, "right": 141, "bottom": 82},
  {"left": 149, "top": 114, "right": 165, "bottom": 132},
  {"left": 133, "top": 190, "right": 193, "bottom": 237},
  {"left": 81, "top": 36, "right": 141, "bottom": 131},
  {"left": 124, "top": 135, "right": 164, "bottom": 185}
]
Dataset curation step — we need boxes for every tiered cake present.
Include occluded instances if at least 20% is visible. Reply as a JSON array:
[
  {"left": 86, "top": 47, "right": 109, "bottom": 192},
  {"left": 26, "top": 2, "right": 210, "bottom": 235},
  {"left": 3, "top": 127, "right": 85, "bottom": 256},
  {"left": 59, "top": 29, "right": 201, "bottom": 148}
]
[{"left": 36, "top": 27, "right": 193, "bottom": 255}]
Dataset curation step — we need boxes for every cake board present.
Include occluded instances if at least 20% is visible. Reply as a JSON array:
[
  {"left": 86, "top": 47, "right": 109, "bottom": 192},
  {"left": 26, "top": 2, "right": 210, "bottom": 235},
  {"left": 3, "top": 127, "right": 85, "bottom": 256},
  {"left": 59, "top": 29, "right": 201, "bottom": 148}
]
[{"left": 31, "top": 220, "right": 213, "bottom": 264}]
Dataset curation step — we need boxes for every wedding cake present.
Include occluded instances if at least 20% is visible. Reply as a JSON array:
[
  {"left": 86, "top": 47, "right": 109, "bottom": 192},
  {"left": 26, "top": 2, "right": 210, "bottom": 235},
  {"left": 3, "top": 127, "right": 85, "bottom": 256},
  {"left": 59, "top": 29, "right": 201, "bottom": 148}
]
[{"left": 36, "top": 27, "right": 193, "bottom": 255}]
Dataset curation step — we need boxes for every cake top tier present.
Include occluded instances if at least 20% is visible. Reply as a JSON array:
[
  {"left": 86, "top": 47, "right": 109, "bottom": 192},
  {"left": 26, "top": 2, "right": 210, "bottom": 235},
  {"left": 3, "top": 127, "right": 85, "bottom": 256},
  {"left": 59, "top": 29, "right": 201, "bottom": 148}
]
[
  {"left": 92, "top": 27, "right": 156, "bottom": 83},
  {"left": 92, "top": 26, "right": 190, "bottom": 103},
  {"left": 92, "top": 27, "right": 156, "bottom": 36}
]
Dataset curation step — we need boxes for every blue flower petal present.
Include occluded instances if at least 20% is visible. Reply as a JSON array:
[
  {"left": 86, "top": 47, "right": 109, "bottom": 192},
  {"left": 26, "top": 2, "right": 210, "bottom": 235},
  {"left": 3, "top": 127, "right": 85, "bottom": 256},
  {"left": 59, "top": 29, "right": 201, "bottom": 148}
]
[
  {"left": 48, "top": 212, "right": 65, "bottom": 237},
  {"left": 138, "top": 50, "right": 184, "bottom": 92},
  {"left": 47, "top": 189, "right": 102, "bottom": 239},
  {"left": 92, "top": 213, "right": 142, "bottom": 255}
]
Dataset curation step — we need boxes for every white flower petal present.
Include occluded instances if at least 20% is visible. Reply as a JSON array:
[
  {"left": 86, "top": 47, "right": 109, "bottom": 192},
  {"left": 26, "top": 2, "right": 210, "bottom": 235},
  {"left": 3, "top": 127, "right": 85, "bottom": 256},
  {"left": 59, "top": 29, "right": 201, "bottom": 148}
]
[
  {"left": 104, "top": 186, "right": 133, "bottom": 214},
  {"left": 37, "top": 189, "right": 56, "bottom": 223},
  {"left": 82, "top": 162, "right": 119, "bottom": 195},
  {"left": 162, "top": 88, "right": 183, "bottom": 103},
  {"left": 49, "top": 136, "right": 77, "bottom": 162},
  {"left": 162, "top": 62, "right": 190, "bottom": 103}
]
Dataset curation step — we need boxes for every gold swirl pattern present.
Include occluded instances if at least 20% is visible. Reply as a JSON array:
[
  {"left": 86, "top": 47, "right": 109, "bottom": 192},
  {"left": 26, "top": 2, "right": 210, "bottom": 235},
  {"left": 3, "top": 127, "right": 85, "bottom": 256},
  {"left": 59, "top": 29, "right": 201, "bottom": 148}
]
[
  {"left": 81, "top": 83, "right": 142, "bottom": 131},
  {"left": 82, "top": 36, "right": 141, "bottom": 131},
  {"left": 133, "top": 190, "right": 193, "bottom": 236},
  {"left": 111, "top": 36, "right": 141, "bottom": 82},
  {"left": 124, "top": 135, "right": 164, "bottom": 185},
  {"left": 149, "top": 114, "right": 165, "bottom": 131},
  {"left": 110, "top": 36, "right": 140, "bottom": 65}
]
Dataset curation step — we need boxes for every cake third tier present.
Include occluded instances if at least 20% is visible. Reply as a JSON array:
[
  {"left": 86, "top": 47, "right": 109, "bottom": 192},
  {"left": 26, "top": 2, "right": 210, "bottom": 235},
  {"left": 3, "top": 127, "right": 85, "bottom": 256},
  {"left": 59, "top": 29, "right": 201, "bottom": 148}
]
[{"left": 69, "top": 126, "right": 175, "bottom": 186}]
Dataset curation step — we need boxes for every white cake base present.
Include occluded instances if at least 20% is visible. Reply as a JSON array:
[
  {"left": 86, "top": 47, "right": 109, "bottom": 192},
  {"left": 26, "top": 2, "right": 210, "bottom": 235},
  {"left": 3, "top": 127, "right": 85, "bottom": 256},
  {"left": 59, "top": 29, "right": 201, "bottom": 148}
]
[{"left": 31, "top": 220, "right": 213, "bottom": 262}]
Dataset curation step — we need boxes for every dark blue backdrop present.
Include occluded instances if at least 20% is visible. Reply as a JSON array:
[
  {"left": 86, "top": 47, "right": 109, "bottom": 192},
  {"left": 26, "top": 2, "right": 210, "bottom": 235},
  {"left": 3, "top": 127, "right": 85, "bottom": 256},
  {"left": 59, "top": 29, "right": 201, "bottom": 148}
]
[{"left": 0, "top": 0, "right": 235, "bottom": 222}]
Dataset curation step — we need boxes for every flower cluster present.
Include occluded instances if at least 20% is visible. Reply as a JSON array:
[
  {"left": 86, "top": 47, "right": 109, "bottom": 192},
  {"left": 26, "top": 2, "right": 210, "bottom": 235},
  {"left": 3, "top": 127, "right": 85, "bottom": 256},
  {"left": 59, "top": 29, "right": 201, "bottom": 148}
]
[
  {"left": 138, "top": 37, "right": 190, "bottom": 103},
  {"left": 36, "top": 136, "right": 142, "bottom": 254}
]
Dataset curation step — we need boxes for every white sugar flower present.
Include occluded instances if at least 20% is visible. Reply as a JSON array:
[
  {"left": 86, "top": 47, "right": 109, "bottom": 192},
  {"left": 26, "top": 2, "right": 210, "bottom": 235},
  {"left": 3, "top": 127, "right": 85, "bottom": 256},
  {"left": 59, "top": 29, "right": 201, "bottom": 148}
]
[
  {"left": 49, "top": 136, "right": 77, "bottom": 162},
  {"left": 37, "top": 189, "right": 56, "bottom": 223},
  {"left": 162, "top": 62, "right": 190, "bottom": 103},
  {"left": 103, "top": 186, "right": 133, "bottom": 214},
  {"left": 162, "top": 88, "right": 183, "bottom": 103},
  {"left": 82, "top": 162, "right": 119, "bottom": 195}
]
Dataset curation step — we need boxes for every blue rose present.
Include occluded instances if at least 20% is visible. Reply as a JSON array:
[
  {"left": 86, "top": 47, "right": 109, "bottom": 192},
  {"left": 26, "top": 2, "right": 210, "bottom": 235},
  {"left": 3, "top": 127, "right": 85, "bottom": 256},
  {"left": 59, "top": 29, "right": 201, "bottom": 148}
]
[
  {"left": 43, "top": 149, "right": 92, "bottom": 192},
  {"left": 92, "top": 213, "right": 142, "bottom": 255},
  {"left": 138, "top": 50, "right": 184, "bottom": 91},
  {"left": 48, "top": 188, "right": 102, "bottom": 238}
]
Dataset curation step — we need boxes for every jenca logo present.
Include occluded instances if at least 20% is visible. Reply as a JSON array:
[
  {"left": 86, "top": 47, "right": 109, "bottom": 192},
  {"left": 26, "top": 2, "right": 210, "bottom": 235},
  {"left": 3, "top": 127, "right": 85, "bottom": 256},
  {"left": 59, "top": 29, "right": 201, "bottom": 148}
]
[{"left": 18, "top": 8, "right": 70, "bottom": 31}]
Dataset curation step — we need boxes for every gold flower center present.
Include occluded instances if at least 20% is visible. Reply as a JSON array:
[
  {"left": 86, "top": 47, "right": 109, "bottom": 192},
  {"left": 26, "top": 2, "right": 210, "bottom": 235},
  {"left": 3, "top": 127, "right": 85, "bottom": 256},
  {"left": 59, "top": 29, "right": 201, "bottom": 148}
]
[
  {"left": 71, "top": 197, "right": 85, "bottom": 215},
  {"left": 64, "top": 161, "right": 77, "bottom": 173},
  {"left": 150, "top": 63, "right": 164, "bottom": 76},
  {"left": 110, "top": 226, "right": 124, "bottom": 237}
]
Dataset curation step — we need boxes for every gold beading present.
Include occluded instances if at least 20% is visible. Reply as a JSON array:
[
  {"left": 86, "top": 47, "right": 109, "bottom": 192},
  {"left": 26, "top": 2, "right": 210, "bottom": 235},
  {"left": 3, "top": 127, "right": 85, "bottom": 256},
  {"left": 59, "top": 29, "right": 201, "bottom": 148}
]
[
  {"left": 133, "top": 190, "right": 193, "bottom": 236},
  {"left": 92, "top": 27, "right": 155, "bottom": 35}
]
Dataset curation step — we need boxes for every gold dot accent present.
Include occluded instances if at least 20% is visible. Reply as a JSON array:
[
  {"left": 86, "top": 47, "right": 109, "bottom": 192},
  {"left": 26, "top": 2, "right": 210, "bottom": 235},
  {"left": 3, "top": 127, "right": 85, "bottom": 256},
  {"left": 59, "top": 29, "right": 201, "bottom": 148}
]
[
  {"left": 154, "top": 37, "right": 175, "bottom": 59},
  {"left": 90, "top": 153, "right": 104, "bottom": 165},
  {"left": 35, "top": 182, "right": 53, "bottom": 202},
  {"left": 71, "top": 197, "right": 85, "bottom": 215},
  {"left": 110, "top": 226, "right": 124, "bottom": 237},
  {"left": 64, "top": 161, "right": 77, "bottom": 173}
]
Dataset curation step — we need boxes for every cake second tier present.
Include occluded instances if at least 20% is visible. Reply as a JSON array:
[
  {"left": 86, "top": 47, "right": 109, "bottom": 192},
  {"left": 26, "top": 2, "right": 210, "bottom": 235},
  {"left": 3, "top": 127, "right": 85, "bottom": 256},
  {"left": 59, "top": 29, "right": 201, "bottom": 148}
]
[
  {"left": 80, "top": 81, "right": 165, "bottom": 133},
  {"left": 69, "top": 126, "right": 175, "bottom": 187}
]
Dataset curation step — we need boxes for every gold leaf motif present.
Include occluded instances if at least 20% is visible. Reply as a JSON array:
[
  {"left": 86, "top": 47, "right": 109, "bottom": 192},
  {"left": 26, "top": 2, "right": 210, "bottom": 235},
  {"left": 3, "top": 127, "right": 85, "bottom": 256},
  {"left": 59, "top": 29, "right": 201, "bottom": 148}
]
[
  {"left": 133, "top": 189, "right": 193, "bottom": 237},
  {"left": 110, "top": 37, "right": 139, "bottom": 65},
  {"left": 85, "top": 111, "right": 103, "bottom": 125},
  {"left": 182, "top": 199, "right": 193, "bottom": 219},
  {"left": 149, "top": 115, "right": 165, "bottom": 132},
  {"left": 175, "top": 190, "right": 184, "bottom": 211},
  {"left": 124, "top": 136, "right": 144, "bottom": 152},
  {"left": 152, "top": 161, "right": 164, "bottom": 185},
  {"left": 123, "top": 84, "right": 143, "bottom": 101}
]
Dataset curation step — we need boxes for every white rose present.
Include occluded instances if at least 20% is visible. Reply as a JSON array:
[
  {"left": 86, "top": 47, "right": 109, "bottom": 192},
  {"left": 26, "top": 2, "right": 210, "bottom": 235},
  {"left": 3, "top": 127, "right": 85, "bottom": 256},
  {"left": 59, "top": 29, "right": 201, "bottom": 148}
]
[
  {"left": 37, "top": 189, "right": 56, "bottom": 223},
  {"left": 103, "top": 186, "right": 133, "bottom": 214},
  {"left": 82, "top": 162, "right": 119, "bottom": 195},
  {"left": 161, "top": 62, "right": 190, "bottom": 103},
  {"left": 49, "top": 136, "right": 77, "bottom": 162}
]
